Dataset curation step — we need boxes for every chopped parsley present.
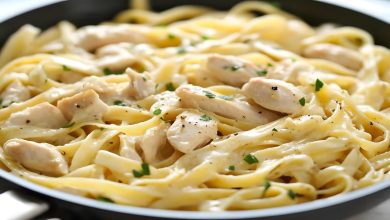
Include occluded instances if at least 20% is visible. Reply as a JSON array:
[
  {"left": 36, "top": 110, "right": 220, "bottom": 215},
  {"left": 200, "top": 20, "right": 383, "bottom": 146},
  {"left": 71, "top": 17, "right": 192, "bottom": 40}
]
[
  {"left": 299, "top": 97, "right": 305, "bottom": 106},
  {"left": 203, "top": 90, "right": 216, "bottom": 99},
  {"left": 228, "top": 165, "right": 235, "bottom": 171},
  {"left": 267, "top": 63, "right": 273, "bottom": 67},
  {"left": 96, "top": 196, "right": 114, "bottom": 203},
  {"left": 272, "top": 128, "right": 278, "bottom": 132},
  {"left": 166, "top": 82, "right": 175, "bottom": 91},
  {"left": 315, "top": 79, "right": 324, "bottom": 92},
  {"left": 142, "top": 76, "right": 147, "bottom": 82},
  {"left": 113, "top": 100, "right": 126, "bottom": 106},
  {"left": 230, "top": 65, "right": 241, "bottom": 71},
  {"left": 141, "top": 163, "right": 151, "bottom": 175},
  {"left": 287, "top": 189, "right": 297, "bottom": 200},
  {"left": 201, "top": 35, "right": 209, "bottom": 40},
  {"left": 153, "top": 108, "right": 162, "bottom": 115},
  {"left": 132, "top": 170, "right": 144, "bottom": 178},
  {"left": 263, "top": 179, "right": 271, "bottom": 196},
  {"left": 256, "top": 69, "right": 268, "bottom": 76},
  {"left": 103, "top": 68, "right": 125, "bottom": 75},
  {"left": 62, "top": 122, "right": 75, "bottom": 128},
  {"left": 177, "top": 47, "right": 187, "bottom": 55},
  {"left": 62, "top": 65, "right": 71, "bottom": 71},
  {"left": 167, "top": 33, "right": 176, "bottom": 39},
  {"left": 244, "top": 154, "right": 259, "bottom": 164},
  {"left": 132, "top": 163, "right": 151, "bottom": 178},
  {"left": 220, "top": 95, "right": 233, "bottom": 101},
  {"left": 199, "top": 114, "right": 212, "bottom": 121}
]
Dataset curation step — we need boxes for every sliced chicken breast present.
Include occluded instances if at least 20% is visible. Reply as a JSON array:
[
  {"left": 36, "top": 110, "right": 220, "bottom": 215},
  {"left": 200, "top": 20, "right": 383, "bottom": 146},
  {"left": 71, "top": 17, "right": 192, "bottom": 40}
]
[
  {"left": 0, "top": 80, "right": 30, "bottom": 107},
  {"left": 176, "top": 84, "right": 280, "bottom": 124},
  {"left": 243, "top": 77, "right": 305, "bottom": 114},
  {"left": 167, "top": 111, "right": 218, "bottom": 153},
  {"left": 72, "top": 25, "right": 148, "bottom": 51},
  {"left": 5, "top": 102, "right": 67, "bottom": 129},
  {"left": 119, "top": 134, "right": 142, "bottom": 162},
  {"left": 122, "top": 69, "right": 155, "bottom": 100},
  {"left": 302, "top": 43, "right": 363, "bottom": 71},
  {"left": 3, "top": 139, "right": 68, "bottom": 176},
  {"left": 140, "top": 123, "right": 168, "bottom": 163},
  {"left": 95, "top": 43, "right": 136, "bottom": 70},
  {"left": 206, "top": 54, "right": 260, "bottom": 87},
  {"left": 150, "top": 91, "right": 180, "bottom": 114},
  {"left": 57, "top": 89, "right": 108, "bottom": 123}
]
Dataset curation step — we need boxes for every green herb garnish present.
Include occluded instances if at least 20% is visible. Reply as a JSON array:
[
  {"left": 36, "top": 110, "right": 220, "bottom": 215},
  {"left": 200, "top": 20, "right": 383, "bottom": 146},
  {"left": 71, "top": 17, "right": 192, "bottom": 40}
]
[
  {"left": 230, "top": 65, "right": 241, "bottom": 71},
  {"left": 62, "top": 65, "right": 71, "bottom": 71},
  {"left": 113, "top": 100, "right": 126, "bottom": 106},
  {"left": 166, "top": 82, "right": 175, "bottom": 91},
  {"left": 263, "top": 179, "right": 271, "bottom": 196},
  {"left": 272, "top": 128, "right": 278, "bottom": 132},
  {"left": 103, "top": 68, "right": 125, "bottom": 75},
  {"left": 228, "top": 165, "right": 235, "bottom": 171},
  {"left": 203, "top": 90, "right": 216, "bottom": 99},
  {"left": 141, "top": 163, "right": 150, "bottom": 175},
  {"left": 168, "top": 33, "right": 176, "bottom": 40},
  {"left": 267, "top": 63, "right": 273, "bottom": 67},
  {"left": 244, "top": 154, "right": 259, "bottom": 164},
  {"left": 200, "top": 114, "right": 212, "bottom": 121},
  {"left": 299, "top": 97, "right": 305, "bottom": 106},
  {"left": 153, "top": 108, "right": 162, "bottom": 115},
  {"left": 315, "top": 79, "right": 324, "bottom": 92},
  {"left": 96, "top": 196, "right": 114, "bottom": 203},
  {"left": 133, "top": 163, "right": 151, "bottom": 178},
  {"left": 132, "top": 170, "right": 144, "bottom": 178},
  {"left": 201, "top": 35, "right": 209, "bottom": 40},
  {"left": 256, "top": 69, "right": 268, "bottom": 76},
  {"left": 287, "top": 189, "right": 297, "bottom": 200},
  {"left": 62, "top": 122, "right": 75, "bottom": 128}
]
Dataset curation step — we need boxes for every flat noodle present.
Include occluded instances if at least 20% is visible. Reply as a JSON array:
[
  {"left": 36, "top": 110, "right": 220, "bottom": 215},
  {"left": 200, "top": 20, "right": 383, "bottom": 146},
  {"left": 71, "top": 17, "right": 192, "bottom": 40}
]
[{"left": 0, "top": 0, "right": 389, "bottom": 211}]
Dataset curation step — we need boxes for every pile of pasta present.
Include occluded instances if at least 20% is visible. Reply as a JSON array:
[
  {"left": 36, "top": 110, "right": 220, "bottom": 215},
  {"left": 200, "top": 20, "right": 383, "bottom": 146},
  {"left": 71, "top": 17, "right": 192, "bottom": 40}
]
[{"left": 0, "top": 0, "right": 390, "bottom": 211}]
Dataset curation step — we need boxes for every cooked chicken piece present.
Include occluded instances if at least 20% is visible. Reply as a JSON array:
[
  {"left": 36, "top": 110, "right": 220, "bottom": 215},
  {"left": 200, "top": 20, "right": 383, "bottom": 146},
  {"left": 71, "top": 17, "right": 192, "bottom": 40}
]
[
  {"left": 0, "top": 80, "right": 30, "bottom": 107},
  {"left": 57, "top": 89, "right": 108, "bottom": 123},
  {"left": 302, "top": 43, "right": 363, "bottom": 71},
  {"left": 95, "top": 43, "right": 136, "bottom": 70},
  {"left": 122, "top": 69, "right": 155, "bottom": 100},
  {"left": 150, "top": 91, "right": 180, "bottom": 114},
  {"left": 206, "top": 54, "right": 260, "bottom": 87},
  {"left": 140, "top": 123, "right": 168, "bottom": 163},
  {"left": 266, "top": 59, "right": 312, "bottom": 84},
  {"left": 119, "top": 134, "right": 142, "bottom": 162},
  {"left": 79, "top": 76, "right": 118, "bottom": 102},
  {"left": 167, "top": 111, "right": 218, "bottom": 153},
  {"left": 3, "top": 139, "right": 68, "bottom": 176},
  {"left": 72, "top": 25, "right": 148, "bottom": 51},
  {"left": 59, "top": 72, "right": 85, "bottom": 84},
  {"left": 5, "top": 102, "right": 67, "bottom": 128},
  {"left": 176, "top": 85, "right": 280, "bottom": 124},
  {"left": 243, "top": 78, "right": 305, "bottom": 114}
]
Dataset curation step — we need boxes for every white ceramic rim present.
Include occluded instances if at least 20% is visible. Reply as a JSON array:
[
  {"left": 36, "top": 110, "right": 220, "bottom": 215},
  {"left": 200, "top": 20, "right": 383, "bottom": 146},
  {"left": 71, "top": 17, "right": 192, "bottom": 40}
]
[
  {"left": 1, "top": 0, "right": 390, "bottom": 219},
  {"left": 1, "top": 169, "right": 390, "bottom": 219}
]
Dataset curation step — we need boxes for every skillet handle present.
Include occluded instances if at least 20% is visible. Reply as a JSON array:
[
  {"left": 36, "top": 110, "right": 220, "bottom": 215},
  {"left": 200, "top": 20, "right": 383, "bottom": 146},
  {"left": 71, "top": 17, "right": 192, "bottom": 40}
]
[{"left": 0, "top": 190, "right": 49, "bottom": 220}]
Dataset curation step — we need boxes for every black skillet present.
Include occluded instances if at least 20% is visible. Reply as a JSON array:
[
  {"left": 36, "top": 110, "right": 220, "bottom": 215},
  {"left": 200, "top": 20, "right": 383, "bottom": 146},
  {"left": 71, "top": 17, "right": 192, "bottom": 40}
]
[{"left": 0, "top": 0, "right": 389, "bottom": 219}]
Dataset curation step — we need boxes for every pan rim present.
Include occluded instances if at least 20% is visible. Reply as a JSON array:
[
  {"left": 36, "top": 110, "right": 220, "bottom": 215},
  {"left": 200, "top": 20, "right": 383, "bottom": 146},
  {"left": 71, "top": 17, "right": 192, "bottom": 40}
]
[
  {"left": 1, "top": 169, "right": 390, "bottom": 219},
  {"left": 0, "top": 0, "right": 389, "bottom": 218}
]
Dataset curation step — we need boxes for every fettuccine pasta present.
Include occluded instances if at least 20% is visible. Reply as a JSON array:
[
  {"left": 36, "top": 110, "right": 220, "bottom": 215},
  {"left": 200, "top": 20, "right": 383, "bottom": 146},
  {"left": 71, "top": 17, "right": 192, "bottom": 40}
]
[{"left": 0, "top": 0, "right": 390, "bottom": 211}]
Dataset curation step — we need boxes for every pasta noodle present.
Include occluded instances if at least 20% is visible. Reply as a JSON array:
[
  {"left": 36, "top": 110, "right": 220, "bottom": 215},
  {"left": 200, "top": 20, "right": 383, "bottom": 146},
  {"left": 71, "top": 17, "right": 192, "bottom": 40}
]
[{"left": 0, "top": 0, "right": 389, "bottom": 211}]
